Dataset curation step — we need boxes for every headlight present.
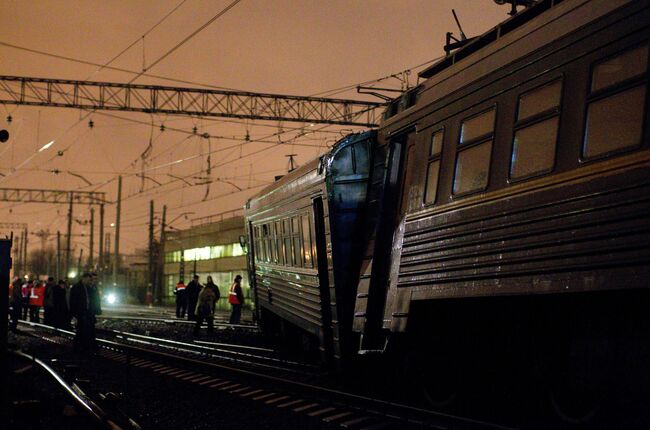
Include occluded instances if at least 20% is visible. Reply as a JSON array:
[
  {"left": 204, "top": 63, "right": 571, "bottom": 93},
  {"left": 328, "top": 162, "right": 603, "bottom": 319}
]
[{"left": 106, "top": 293, "right": 117, "bottom": 305}]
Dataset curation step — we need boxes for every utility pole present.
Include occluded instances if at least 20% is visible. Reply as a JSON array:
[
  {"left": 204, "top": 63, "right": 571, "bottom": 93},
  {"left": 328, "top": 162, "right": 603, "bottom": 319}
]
[
  {"left": 13, "top": 233, "right": 21, "bottom": 276},
  {"left": 113, "top": 176, "right": 122, "bottom": 287},
  {"left": 104, "top": 233, "right": 111, "bottom": 275},
  {"left": 89, "top": 206, "right": 94, "bottom": 270},
  {"left": 56, "top": 231, "right": 61, "bottom": 281},
  {"left": 99, "top": 203, "right": 104, "bottom": 277},
  {"left": 22, "top": 227, "right": 28, "bottom": 276},
  {"left": 158, "top": 204, "right": 167, "bottom": 304},
  {"left": 77, "top": 248, "right": 83, "bottom": 276},
  {"left": 148, "top": 200, "right": 154, "bottom": 305},
  {"left": 65, "top": 194, "right": 73, "bottom": 279}
]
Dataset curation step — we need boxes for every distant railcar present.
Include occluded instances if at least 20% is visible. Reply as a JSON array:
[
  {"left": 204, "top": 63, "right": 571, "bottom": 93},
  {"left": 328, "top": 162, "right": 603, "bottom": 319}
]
[
  {"left": 245, "top": 0, "right": 650, "bottom": 421},
  {"left": 244, "top": 131, "right": 378, "bottom": 364}
]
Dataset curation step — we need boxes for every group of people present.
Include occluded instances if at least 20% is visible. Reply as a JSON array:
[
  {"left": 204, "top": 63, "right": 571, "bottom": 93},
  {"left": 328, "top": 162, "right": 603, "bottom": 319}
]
[
  {"left": 8, "top": 276, "right": 71, "bottom": 331},
  {"left": 8, "top": 273, "right": 102, "bottom": 354},
  {"left": 173, "top": 274, "right": 244, "bottom": 336}
]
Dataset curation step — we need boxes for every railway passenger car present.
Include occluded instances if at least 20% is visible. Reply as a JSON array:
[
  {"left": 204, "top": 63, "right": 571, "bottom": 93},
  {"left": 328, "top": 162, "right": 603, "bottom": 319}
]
[
  {"left": 356, "top": 0, "right": 650, "bottom": 420},
  {"left": 246, "top": 0, "right": 650, "bottom": 421},
  {"left": 244, "top": 131, "right": 379, "bottom": 364}
]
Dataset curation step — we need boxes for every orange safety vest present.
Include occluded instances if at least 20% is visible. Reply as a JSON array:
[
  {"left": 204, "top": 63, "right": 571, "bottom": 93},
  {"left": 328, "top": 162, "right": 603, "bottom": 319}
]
[{"left": 29, "top": 285, "right": 45, "bottom": 307}]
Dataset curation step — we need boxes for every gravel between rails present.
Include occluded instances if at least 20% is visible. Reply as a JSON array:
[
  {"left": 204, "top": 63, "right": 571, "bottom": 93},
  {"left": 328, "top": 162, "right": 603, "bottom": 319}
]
[{"left": 10, "top": 330, "right": 324, "bottom": 430}]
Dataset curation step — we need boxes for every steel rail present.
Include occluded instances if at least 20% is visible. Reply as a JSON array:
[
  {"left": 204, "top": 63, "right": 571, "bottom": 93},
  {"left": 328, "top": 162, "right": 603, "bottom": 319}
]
[
  {"left": 10, "top": 349, "right": 136, "bottom": 430},
  {"left": 20, "top": 320, "right": 514, "bottom": 429},
  {"left": 97, "top": 314, "right": 257, "bottom": 330}
]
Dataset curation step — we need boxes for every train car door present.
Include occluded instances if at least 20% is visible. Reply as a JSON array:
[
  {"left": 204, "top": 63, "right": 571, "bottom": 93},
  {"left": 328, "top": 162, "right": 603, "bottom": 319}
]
[
  {"left": 312, "top": 196, "right": 334, "bottom": 364},
  {"left": 361, "top": 130, "right": 416, "bottom": 349}
]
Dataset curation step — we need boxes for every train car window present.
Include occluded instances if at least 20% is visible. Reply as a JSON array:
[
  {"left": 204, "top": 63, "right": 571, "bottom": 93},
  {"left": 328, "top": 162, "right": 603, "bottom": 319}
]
[
  {"left": 583, "top": 45, "right": 648, "bottom": 159},
  {"left": 591, "top": 45, "right": 648, "bottom": 92},
  {"left": 301, "top": 215, "right": 313, "bottom": 268},
  {"left": 292, "top": 236, "right": 301, "bottom": 267},
  {"left": 282, "top": 219, "right": 290, "bottom": 235},
  {"left": 270, "top": 223, "right": 278, "bottom": 264},
  {"left": 291, "top": 217, "right": 300, "bottom": 234},
  {"left": 518, "top": 80, "right": 562, "bottom": 121},
  {"left": 353, "top": 141, "right": 370, "bottom": 175},
  {"left": 284, "top": 237, "right": 292, "bottom": 266},
  {"left": 331, "top": 146, "right": 353, "bottom": 175},
  {"left": 430, "top": 129, "right": 444, "bottom": 156},
  {"left": 275, "top": 221, "right": 283, "bottom": 265},
  {"left": 460, "top": 108, "right": 495, "bottom": 142},
  {"left": 454, "top": 108, "right": 495, "bottom": 195},
  {"left": 511, "top": 80, "right": 562, "bottom": 180},
  {"left": 424, "top": 129, "right": 444, "bottom": 205}
]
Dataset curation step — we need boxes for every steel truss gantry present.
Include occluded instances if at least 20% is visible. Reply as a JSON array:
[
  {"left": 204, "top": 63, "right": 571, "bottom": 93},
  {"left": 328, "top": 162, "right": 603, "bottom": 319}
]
[
  {"left": 0, "top": 187, "right": 106, "bottom": 205},
  {"left": 0, "top": 75, "right": 383, "bottom": 127},
  {"left": 0, "top": 222, "right": 27, "bottom": 230}
]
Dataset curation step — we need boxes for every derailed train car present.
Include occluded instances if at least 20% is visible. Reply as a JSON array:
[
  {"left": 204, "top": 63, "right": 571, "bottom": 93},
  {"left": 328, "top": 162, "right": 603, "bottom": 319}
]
[
  {"left": 244, "top": 131, "right": 380, "bottom": 364},
  {"left": 246, "top": 0, "right": 650, "bottom": 421}
]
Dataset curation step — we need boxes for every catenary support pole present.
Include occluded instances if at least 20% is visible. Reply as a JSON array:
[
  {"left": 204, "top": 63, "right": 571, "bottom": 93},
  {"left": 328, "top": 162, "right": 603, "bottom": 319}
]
[
  {"left": 56, "top": 231, "right": 61, "bottom": 281},
  {"left": 158, "top": 204, "right": 166, "bottom": 304},
  {"left": 22, "top": 227, "right": 28, "bottom": 276},
  {"left": 65, "top": 194, "right": 73, "bottom": 279},
  {"left": 148, "top": 200, "right": 154, "bottom": 305},
  {"left": 113, "top": 176, "right": 122, "bottom": 287},
  {"left": 99, "top": 203, "right": 104, "bottom": 277},
  {"left": 89, "top": 206, "right": 94, "bottom": 270}
]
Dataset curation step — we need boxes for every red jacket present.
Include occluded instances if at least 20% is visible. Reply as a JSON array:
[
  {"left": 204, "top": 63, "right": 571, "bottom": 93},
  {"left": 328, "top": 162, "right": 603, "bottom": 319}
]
[{"left": 29, "top": 284, "right": 45, "bottom": 307}]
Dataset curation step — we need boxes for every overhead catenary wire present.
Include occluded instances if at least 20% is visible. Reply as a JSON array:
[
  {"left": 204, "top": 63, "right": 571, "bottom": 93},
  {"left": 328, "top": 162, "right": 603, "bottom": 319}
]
[
  {"left": 126, "top": 0, "right": 243, "bottom": 84},
  {"left": 85, "top": 0, "right": 189, "bottom": 81}
]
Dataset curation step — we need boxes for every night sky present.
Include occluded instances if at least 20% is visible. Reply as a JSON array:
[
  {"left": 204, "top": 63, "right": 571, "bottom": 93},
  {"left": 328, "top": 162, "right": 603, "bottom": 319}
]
[{"left": 0, "top": 0, "right": 506, "bottom": 255}]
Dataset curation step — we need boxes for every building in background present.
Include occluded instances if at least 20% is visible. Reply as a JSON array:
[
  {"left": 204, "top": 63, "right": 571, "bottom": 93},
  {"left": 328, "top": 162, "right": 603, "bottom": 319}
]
[
  {"left": 124, "top": 248, "right": 148, "bottom": 304},
  {"left": 162, "top": 211, "right": 248, "bottom": 310}
]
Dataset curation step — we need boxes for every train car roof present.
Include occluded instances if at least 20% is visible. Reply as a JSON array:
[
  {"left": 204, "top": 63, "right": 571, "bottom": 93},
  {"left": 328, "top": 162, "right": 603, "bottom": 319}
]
[
  {"left": 418, "top": 0, "right": 564, "bottom": 80},
  {"left": 245, "top": 131, "right": 375, "bottom": 214},
  {"left": 382, "top": 0, "right": 632, "bottom": 129}
]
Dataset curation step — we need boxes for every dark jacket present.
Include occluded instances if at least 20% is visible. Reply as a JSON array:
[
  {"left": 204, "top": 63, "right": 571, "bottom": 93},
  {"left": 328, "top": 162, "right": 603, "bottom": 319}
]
[
  {"left": 195, "top": 287, "right": 217, "bottom": 317},
  {"left": 185, "top": 280, "right": 201, "bottom": 302},
  {"left": 43, "top": 280, "right": 57, "bottom": 308},
  {"left": 10, "top": 279, "right": 23, "bottom": 305},
  {"left": 69, "top": 281, "right": 102, "bottom": 319},
  {"left": 205, "top": 281, "right": 220, "bottom": 302}
]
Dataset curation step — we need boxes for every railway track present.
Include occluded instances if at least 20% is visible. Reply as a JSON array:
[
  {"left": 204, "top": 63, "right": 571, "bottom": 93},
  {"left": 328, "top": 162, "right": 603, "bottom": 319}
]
[
  {"left": 16, "top": 321, "right": 515, "bottom": 430},
  {"left": 97, "top": 314, "right": 257, "bottom": 331},
  {"left": 9, "top": 342, "right": 141, "bottom": 430}
]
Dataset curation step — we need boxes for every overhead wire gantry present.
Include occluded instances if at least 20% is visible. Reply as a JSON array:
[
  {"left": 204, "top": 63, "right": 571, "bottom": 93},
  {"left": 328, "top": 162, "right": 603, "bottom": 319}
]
[{"left": 0, "top": 75, "right": 384, "bottom": 127}]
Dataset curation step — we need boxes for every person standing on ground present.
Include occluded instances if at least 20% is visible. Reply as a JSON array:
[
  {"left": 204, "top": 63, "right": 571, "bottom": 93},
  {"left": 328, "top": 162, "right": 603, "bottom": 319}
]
[
  {"left": 53, "top": 279, "right": 70, "bottom": 329},
  {"left": 228, "top": 275, "right": 244, "bottom": 325},
  {"left": 174, "top": 280, "right": 187, "bottom": 318},
  {"left": 28, "top": 280, "right": 45, "bottom": 323},
  {"left": 193, "top": 284, "right": 217, "bottom": 336},
  {"left": 69, "top": 273, "right": 102, "bottom": 353},
  {"left": 43, "top": 277, "right": 57, "bottom": 326},
  {"left": 185, "top": 275, "right": 201, "bottom": 321},
  {"left": 205, "top": 275, "right": 220, "bottom": 307},
  {"left": 9, "top": 277, "right": 23, "bottom": 332},
  {"left": 21, "top": 280, "right": 30, "bottom": 320}
]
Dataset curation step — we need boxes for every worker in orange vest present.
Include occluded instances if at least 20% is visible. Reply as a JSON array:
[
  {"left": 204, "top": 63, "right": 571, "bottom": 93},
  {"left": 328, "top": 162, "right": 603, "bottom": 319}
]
[
  {"left": 174, "top": 280, "right": 187, "bottom": 318},
  {"left": 28, "top": 280, "right": 45, "bottom": 323}
]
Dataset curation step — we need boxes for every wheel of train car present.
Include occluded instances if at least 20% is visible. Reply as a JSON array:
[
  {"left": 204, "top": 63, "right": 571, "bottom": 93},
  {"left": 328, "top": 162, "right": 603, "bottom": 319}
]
[
  {"left": 534, "top": 295, "right": 615, "bottom": 424},
  {"left": 403, "top": 341, "right": 463, "bottom": 409}
]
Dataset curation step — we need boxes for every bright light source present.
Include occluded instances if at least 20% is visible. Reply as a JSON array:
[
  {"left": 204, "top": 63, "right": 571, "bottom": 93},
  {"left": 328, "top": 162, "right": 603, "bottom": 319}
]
[
  {"left": 106, "top": 293, "right": 117, "bottom": 305},
  {"left": 110, "top": 223, "right": 115, "bottom": 227},
  {"left": 68, "top": 271, "right": 77, "bottom": 278},
  {"left": 38, "top": 140, "right": 55, "bottom": 152}
]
